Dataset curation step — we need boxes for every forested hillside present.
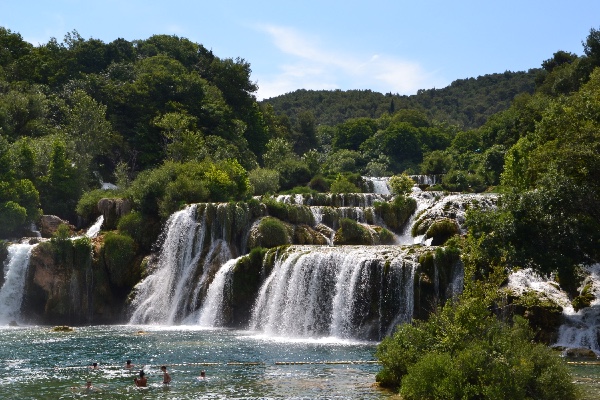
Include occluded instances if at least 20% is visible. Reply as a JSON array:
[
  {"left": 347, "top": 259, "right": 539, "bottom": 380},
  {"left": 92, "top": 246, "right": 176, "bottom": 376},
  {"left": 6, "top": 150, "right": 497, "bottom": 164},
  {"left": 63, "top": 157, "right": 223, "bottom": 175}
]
[{"left": 261, "top": 70, "right": 539, "bottom": 129}]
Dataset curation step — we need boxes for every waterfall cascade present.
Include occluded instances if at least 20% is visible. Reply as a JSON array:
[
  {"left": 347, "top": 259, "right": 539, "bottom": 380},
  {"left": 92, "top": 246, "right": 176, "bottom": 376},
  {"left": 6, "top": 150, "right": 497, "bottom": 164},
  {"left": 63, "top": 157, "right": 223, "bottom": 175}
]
[
  {"left": 250, "top": 246, "right": 418, "bottom": 340},
  {"left": 507, "top": 266, "right": 600, "bottom": 354},
  {"left": 128, "top": 188, "right": 483, "bottom": 340},
  {"left": 0, "top": 243, "right": 37, "bottom": 324}
]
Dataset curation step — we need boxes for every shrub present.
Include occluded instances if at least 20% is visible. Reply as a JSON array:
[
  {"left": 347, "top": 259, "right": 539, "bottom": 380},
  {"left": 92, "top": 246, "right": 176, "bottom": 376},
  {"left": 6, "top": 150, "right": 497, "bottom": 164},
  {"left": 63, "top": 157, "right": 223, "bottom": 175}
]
[
  {"left": 102, "top": 232, "right": 137, "bottom": 288},
  {"left": 376, "top": 298, "right": 578, "bottom": 400},
  {"left": 425, "top": 218, "right": 459, "bottom": 245},
  {"left": 334, "top": 218, "right": 372, "bottom": 245},
  {"left": 389, "top": 173, "right": 415, "bottom": 195},
  {"left": 249, "top": 168, "right": 280, "bottom": 195},
  {"left": 330, "top": 174, "right": 361, "bottom": 194},
  {"left": 375, "top": 195, "right": 417, "bottom": 232},
  {"left": 308, "top": 174, "right": 330, "bottom": 192},
  {"left": 77, "top": 189, "right": 119, "bottom": 221},
  {"left": 117, "top": 211, "right": 160, "bottom": 252},
  {"left": 253, "top": 217, "right": 290, "bottom": 248}
]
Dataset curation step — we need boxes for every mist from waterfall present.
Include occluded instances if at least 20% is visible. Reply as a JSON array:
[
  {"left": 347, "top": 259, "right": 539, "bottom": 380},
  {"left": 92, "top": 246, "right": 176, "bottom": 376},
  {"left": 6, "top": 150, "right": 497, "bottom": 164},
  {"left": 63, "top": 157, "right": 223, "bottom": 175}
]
[{"left": 0, "top": 243, "right": 37, "bottom": 324}]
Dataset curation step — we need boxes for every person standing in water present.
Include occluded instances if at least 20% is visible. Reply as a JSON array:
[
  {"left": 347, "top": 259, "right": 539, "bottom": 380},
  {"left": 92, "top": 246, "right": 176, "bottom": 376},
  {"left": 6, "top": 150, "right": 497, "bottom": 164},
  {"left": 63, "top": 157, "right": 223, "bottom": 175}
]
[
  {"left": 161, "top": 365, "right": 171, "bottom": 385},
  {"left": 125, "top": 360, "right": 134, "bottom": 369},
  {"left": 134, "top": 370, "right": 147, "bottom": 387}
]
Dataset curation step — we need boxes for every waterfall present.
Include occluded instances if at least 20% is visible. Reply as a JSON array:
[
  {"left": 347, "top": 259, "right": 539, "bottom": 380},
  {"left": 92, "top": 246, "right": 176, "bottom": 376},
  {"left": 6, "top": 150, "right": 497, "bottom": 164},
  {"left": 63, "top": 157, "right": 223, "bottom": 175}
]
[
  {"left": 129, "top": 203, "right": 253, "bottom": 324},
  {"left": 129, "top": 205, "right": 207, "bottom": 324},
  {"left": 196, "top": 257, "right": 239, "bottom": 327},
  {"left": 0, "top": 243, "right": 37, "bottom": 324},
  {"left": 85, "top": 215, "right": 104, "bottom": 238},
  {"left": 363, "top": 177, "right": 391, "bottom": 195},
  {"left": 506, "top": 267, "right": 600, "bottom": 354},
  {"left": 554, "top": 264, "right": 600, "bottom": 353},
  {"left": 250, "top": 246, "right": 419, "bottom": 340}
]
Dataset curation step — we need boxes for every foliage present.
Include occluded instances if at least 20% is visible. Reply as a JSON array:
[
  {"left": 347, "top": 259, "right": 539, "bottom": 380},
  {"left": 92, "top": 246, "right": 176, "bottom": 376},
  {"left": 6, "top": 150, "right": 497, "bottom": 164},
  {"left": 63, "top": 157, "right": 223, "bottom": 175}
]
[
  {"left": 388, "top": 173, "right": 415, "bottom": 195},
  {"left": 117, "top": 211, "right": 159, "bottom": 253},
  {"left": 425, "top": 219, "right": 459, "bottom": 245},
  {"left": 376, "top": 299, "right": 578, "bottom": 400},
  {"left": 249, "top": 167, "right": 280, "bottom": 195},
  {"left": 76, "top": 189, "right": 114, "bottom": 221},
  {"left": 252, "top": 217, "right": 290, "bottom": 248},
  {"left": 334, "top": 218, "right": 372, "bottom": 245},
  {"left": 263, "top": 71, "right": 538, "bottom": 129},
  {"left": 330, "top": 174, "right": 361, "bottom": 193},
  {"left": 102, "top": 231, "right": 137, "bottom": 288},
  {"left": 374, "top": 195, "right": 417, "bottom": 232}
]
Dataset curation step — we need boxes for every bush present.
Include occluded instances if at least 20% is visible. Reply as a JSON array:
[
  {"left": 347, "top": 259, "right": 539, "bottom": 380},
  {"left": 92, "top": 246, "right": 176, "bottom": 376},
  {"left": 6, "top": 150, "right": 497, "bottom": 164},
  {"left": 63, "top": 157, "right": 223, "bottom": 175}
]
[
  {"left": 253, "top": 217, "right": 290, "bottom": 248},
  {"left": 117, "top": 211, "right": 160, "bottom": 252},
  {"left": 334, "top": 218, "right": 372, "bottom": 245},
  {"left": 249, "top": 168, "right": 280, "bottom": 195},
  {"left": 374, "top": 195, "right": 417, "bottom": 232},
  {"left": 76, "top": 189, "right": 120, "bottom": 221},
  {"left": 330, "top": 174, "right": 361, "bottom": 193},
  {"left": 425, "top": 218, "right": 459, "bottom": 245},
  {"left": 376, "top": 298, "right": 578, "bottom": 400},
  {"left": 389, "top": 173, "right": 415, "bottom": 195},
  {"left": 308, "top": 174, "right": 330, "bottom": 192},
  {"left": 102, "top": 232, "right": 137, "bottom": 288}
]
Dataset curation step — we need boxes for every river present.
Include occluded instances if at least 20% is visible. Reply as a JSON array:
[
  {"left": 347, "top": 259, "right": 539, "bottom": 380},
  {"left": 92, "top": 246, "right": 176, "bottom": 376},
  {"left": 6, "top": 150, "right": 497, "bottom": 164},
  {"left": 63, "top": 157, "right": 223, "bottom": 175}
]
[{"left": 0, "top": 325, "right": 393, "bottom": 399}]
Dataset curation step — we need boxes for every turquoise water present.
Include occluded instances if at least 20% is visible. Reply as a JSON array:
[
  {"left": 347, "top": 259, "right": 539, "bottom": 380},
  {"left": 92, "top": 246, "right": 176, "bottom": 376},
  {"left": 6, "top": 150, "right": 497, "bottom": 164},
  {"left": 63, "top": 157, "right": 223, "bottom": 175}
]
[{"left": 0, "top": 325, "right": 392, "bottom": 399}]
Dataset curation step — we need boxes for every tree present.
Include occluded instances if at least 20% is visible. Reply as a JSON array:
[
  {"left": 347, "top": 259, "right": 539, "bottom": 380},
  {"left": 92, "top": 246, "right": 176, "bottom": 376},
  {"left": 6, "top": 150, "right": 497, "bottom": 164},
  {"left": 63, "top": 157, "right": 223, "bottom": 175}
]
[
  {"left": 388, "top": 174, "right": 415, "bottom": 195},
  {"left": 332, "top": 117, "right": 377, "bottom": 151}
]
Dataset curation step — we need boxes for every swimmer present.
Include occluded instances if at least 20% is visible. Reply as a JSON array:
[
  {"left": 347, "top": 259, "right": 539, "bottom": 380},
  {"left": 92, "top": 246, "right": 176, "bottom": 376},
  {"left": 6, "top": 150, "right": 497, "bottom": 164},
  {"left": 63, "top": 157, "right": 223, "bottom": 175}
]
[
  {"left": 125, "top": 360, "right": 134, "bottom": 369},
  {"left": 72, "top": 380, "right": 99, "bottom": 393},
  {"left": 90, "top": 362, "right": 99, "bottom": 370},
  {"left": 161, "top": 365, "right": 171, "bottom": 385},
  {"left": 199, "top": 370, "right": 206, "bottom": 380},
  {"left": 134, "top": 370, "right": 147, "bottom": 387}
]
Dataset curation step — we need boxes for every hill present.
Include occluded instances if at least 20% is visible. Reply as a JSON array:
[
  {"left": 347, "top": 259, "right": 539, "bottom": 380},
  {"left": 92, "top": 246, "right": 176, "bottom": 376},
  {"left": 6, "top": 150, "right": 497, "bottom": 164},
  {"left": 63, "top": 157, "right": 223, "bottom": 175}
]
[{"left": 261, "top": 69, "right": 540, "bottom": 129}]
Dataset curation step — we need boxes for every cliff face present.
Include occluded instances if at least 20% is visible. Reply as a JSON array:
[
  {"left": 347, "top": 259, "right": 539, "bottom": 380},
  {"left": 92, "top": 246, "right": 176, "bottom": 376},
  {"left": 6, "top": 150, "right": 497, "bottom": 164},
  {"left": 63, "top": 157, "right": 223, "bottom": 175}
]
[{"left": 21, "top": 240, "right": 129, "bottom": 325}]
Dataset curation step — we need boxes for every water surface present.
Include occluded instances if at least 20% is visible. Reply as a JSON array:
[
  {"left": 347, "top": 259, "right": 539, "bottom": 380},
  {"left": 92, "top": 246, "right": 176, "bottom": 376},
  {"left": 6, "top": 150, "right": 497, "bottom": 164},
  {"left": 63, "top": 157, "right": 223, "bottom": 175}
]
[{"left": 0, "top": 325, "right": 392, "bottom": 399}]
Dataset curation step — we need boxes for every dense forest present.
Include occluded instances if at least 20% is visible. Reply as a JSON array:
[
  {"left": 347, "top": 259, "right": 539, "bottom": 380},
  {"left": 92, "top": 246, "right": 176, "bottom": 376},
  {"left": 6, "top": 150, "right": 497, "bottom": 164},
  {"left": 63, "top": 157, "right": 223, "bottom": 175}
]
[
  {"left": 262, "top": 70, "right": 539, "bottom": 129},
  {"left": 1, "top": 25, "right": 600, "bottom": 399}
]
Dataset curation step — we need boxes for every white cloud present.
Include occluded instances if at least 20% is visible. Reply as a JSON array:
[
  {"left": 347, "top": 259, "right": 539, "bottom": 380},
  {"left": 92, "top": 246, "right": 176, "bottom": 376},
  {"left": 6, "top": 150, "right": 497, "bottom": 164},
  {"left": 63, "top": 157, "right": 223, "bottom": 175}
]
[{"left": 254, "top": 24, "right": 446, "bottom": 99}]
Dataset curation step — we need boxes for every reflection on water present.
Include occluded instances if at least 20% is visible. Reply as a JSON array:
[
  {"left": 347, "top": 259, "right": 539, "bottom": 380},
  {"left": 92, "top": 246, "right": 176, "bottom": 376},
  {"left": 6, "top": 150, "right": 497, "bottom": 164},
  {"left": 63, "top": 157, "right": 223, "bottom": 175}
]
[{"left": 0, "top": 325, "right": 394, "bottom": 399}]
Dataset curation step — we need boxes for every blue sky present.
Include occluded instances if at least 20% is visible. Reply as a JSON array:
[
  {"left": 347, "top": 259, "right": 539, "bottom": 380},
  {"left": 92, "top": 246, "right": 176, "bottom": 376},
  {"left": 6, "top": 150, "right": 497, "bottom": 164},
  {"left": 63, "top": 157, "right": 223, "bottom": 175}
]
[{"left": 2, "top": 1, "right": 599, "bottom": 99}]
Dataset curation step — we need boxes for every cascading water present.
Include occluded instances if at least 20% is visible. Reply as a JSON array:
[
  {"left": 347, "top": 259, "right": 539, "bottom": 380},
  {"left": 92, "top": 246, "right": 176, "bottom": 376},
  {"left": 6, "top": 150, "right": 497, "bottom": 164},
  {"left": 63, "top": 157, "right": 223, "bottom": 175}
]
[
  {"left": 85, "top": 215, "right": 104, "bottom": 238},
  {"left": 555, "top": 264, "right": 600, "bottom": 353},
  {"left": 196, "top": 257, "right": 239, "bottom": 327},
  {"left": 0, "top": 243, "right": 37, "bottom": 324},
  {"left": 129, "top": 203, "right": 255, "bottom": 324},
  {"left": 250, "top": 246, "right": 419, "bottom": 340},
  {"left": 507, "top": 266, "right": 600, "bottom": 354}
]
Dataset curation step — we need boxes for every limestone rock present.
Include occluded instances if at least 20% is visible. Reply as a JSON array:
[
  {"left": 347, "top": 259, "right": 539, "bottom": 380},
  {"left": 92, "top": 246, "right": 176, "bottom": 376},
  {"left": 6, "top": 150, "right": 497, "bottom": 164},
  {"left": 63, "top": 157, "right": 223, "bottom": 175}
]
[
  {"left": 97, "top": 198, "right": 132, "bottom": 230},
  {"left": 40, "top": 215, "right": 74, "bottom": 238}
]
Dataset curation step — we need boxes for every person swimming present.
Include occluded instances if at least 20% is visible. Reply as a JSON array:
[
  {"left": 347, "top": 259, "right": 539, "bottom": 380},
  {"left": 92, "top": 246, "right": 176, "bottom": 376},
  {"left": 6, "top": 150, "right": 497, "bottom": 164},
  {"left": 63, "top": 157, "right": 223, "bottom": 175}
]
[
  {"left": 125, "top": 360, "right": 134, "bottom": 369},
  {"left": 161, "top": 365, "right": 171, "bottom": 385},
  {"left": 134, "top": 370, "right": 147, "bottom": 387}
]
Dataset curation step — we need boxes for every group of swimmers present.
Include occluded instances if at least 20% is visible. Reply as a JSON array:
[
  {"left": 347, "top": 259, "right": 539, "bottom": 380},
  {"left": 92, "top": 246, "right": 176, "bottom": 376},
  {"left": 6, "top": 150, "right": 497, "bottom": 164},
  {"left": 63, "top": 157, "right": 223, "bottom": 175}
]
[{"left": 79, "top": 360, "right": 206, "bottom": 391}]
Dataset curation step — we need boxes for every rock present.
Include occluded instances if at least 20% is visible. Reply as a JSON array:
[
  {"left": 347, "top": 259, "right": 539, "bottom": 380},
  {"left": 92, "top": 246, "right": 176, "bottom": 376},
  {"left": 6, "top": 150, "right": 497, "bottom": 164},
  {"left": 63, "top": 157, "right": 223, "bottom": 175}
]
[
  {"left": 40, "top": 215, "right": 74, "bottom": 238},
  {"left": 51, "top": 325, "right": 74, "bottom": 332},
  {"left": 97, "top": 198, "right": 132, "bottom": 230},
  {"left": 564, "top": 348, "right": 598, "bottom": 359}
]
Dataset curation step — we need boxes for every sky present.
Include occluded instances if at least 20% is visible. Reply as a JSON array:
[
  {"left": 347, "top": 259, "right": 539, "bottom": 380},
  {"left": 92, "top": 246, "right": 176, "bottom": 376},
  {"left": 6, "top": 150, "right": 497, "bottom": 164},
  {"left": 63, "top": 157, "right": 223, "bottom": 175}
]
[{"left": 2, "top": 1, "right": 600, "bottom": 100}]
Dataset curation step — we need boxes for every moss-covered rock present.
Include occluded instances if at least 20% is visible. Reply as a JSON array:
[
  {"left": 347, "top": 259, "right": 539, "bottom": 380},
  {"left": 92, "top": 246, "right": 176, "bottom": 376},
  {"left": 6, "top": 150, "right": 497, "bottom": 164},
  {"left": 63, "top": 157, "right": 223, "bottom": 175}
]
[
  {"left": 505, "top": 290, "right": 564, "bottom": 344},
  {"left": 333, "top": 218, "right": 374, "bottom": 245},
  {"left": 374, "top": 195, "right": 416, "bottom": 232},
  {"left": 425, "top": 218, "right": 459, "bottom": 245},
  {"left": 248, "top": 217, "right": 291, "bottom": 249}
]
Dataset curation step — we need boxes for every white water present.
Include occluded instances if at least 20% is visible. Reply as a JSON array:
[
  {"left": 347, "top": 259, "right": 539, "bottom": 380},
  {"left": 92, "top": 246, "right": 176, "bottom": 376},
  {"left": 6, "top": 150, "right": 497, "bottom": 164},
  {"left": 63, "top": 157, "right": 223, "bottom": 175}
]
[
  {"left": 196, "top": 257, "right": 239, "bottom": 327},
  {"left": 0, "top": 243, "right": 37, "bottom": 324},
  {"left": 250, "top": 246, "right": 418, "bottom": 340},
  {"left": 129, "top": 205, "right": 206, "bottom": 324},
  {"left": 507, "top": 266, "right": 600, "bottom": 354},
  {"left": 555, "top": 265, "right": 600, "bottom": 353},
  {"left": 85, "top": 215, "right": 104, "bottom": 238},
  {"left": 364, "top": 177, "right": 391, "bottom": 195}
]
